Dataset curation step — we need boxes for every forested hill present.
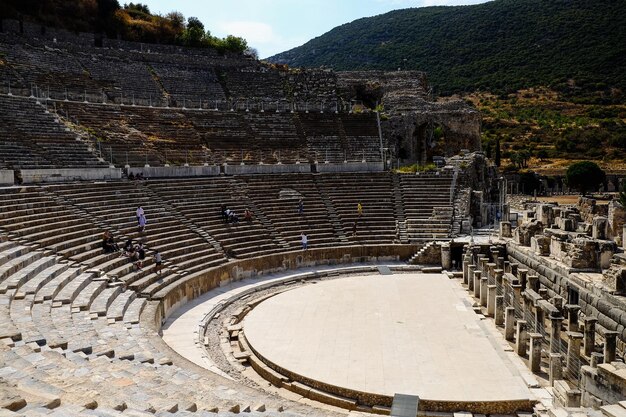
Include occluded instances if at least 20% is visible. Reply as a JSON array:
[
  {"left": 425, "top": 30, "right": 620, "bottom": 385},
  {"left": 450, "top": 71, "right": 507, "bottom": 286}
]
[{"left": 268, "top": 0, "right": 626, "bottom": 96}]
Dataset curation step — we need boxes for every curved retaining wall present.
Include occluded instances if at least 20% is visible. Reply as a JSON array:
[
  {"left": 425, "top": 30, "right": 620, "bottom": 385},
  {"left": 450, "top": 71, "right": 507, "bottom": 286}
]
[{"left": 150, "top": 244, "right": 418, "bottom": 325}]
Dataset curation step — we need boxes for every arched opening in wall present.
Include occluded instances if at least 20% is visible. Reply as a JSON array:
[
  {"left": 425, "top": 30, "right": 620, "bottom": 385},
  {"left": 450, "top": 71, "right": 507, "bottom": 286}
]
[
  {"left": 413, "top": 123, "right": 428, "bottom": 165},
  {"left": 429, "top": 123, "right": 447, "bottom": 159},
  {"left": 414, "top": 121, "right": 446, "bottom": 165},
  {"left": 354, "top": 83, "right": 384, "bottom": 109}
]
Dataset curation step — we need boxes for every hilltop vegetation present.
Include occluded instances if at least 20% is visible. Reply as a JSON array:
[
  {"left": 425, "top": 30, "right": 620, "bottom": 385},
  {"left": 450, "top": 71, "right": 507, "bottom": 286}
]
[
  {"left": 0, "top": 0, "right": 249, "bottom": 54},
  {"left": 470, "top": 88, "right": 626, "bottom": 173},
  {"left": 269, "top": 0, "right": 626, "bottom": 99}
]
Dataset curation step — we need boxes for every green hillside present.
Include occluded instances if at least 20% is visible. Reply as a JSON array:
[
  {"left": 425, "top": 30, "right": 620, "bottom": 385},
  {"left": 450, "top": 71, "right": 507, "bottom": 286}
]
[{"left": 268, "top": 0, "right": 626, "bottom": 97}]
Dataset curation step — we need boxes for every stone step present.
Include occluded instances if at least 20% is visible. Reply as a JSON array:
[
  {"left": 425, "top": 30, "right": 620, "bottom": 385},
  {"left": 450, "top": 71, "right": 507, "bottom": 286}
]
[
  {"left": 107, "top": 290, "right": 136, "bottom": 322},
  {"left": 53, "top": 272, "right": 96, "bottom": 306},
  {"left": 34, "top": 267, "right": 83, "bottom": 303},
  {"left": 0, "top": 251, "right": 44, "bottom": 282},
  {"left": 90, "top": 285, "right": 124, "bottom": 317},
  {"left": 72, "top": 280, "right": 108, "bottom": 311},
  {"left": 124, "top": 297, "right": 147, "bottom": 324}
]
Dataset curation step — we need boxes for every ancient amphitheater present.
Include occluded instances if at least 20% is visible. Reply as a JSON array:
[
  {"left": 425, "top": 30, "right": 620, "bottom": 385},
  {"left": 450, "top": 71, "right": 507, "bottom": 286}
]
[{"left": 1, "top": 19, "right": 626, "bottom": 417}]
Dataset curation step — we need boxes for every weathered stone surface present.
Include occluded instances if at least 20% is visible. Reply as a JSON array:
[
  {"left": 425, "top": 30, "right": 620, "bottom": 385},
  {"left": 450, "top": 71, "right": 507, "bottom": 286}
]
[{"left": 514, "top": 219, "right": 544, "bottom": 247}]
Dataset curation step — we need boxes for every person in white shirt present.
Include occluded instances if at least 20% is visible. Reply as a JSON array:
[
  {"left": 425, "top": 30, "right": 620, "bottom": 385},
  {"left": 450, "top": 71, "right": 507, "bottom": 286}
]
[
  {"left": 136, "top": 206, "right": 144, "bottom": 224},
  {"left": 301, "top": 232, "right": 308, "bottom": 250}
]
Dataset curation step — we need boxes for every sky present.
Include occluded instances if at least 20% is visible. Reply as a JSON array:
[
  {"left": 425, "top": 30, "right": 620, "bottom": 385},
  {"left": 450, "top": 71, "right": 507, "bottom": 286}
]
[{"left": 138, "top": 0, "right": 491, "bottom": 58}]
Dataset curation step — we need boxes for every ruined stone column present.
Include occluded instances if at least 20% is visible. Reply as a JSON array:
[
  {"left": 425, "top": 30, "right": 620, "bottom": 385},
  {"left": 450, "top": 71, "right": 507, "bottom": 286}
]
[
  {"left": 528, "top": 274, "right": 539, "bottom": 292},
  {"left": 566, "top": 305, "right": 580, "bottom": 332},
  {"left": 592, "top": 216, "right": 608, "bottom": 240},
  {"left": 516, "top": 320, "right": 528, "bottom": 356},
  {"left": 473, "top": 270, "right": 481, "bottom": 298},
  {"left": 495, "top": 295, "right": 505, "bottom": 326},
  {"left": 467, "top": 265, "right": 476, "bottom": 291},
  {"left": 487, "top": 285, "right": 497, "bottom": 317},
  {"left": 534, "top": 306, "right": 545, "bottom": 333},
  {"left": 480, "top": 277, "right": 488, "bottom": 307},
  {"left": 497, "top": 256, "right": 505, "bottom": 271},
  {"left": 479, "top": 256, "right": 489, "bottom": 276},
  {"left": 552, "top": 296, "right": 564, "bottom": 314},
  {"left": 490, "top": 247, "right": 500, "bottom": 263},
  {"left": 495, "top": 269, "right": 504, "bottom": 289},
  {"left": 504, "top": 307, "right": 516, "bottom": 341},
  {"left": 462, "top": 254, "right": 471, "bottom": 285},
  {"left": 487, "top": 262, "right": 497, "bottom": 284},
  {"left": 528, "top": 332, "right": 543, "bottom": 373},
  {"left": 603, "top": 331, "right": 619, "bottom": 363},
  {"left": 500, "top": 221, "right": 512, "bottom": 238},
  {"left": 550, "top": 316, "right": 564, "bottom": 354},
  {"left": 518, "top": 268, "right": 528, "bottom": 290},
  {"left": 583, "top": 317, "right": 597, "bottom": 357},
  {"left": 566, "top": 331, "right": 583, "bottom": 379},
  {"left": 590, "top": 352, "right": 604, "bottom": 368},
  {"left": 549, "top": 353, "right": 563, "bottom": 386},
  {"left": 512, "top": 284, "right": 524, "bottom": 315},
  {"left": 510, "top": 262, "right": 519, "bottom": 277},
  {"left": 441, "top": 244, "right": 451, "bottom": 270}
]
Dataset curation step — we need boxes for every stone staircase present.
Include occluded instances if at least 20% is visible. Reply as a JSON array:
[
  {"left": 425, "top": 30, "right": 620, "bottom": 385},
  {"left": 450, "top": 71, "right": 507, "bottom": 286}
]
[
  {"left": 392, "top": 173, "right": 409, "bottom": 243},
  {"left": 134, "top": 181, "right": 226, "bottom": 257}
]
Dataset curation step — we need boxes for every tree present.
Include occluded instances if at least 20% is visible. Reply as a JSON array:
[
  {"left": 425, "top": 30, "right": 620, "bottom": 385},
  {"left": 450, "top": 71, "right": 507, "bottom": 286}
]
[
  {"left": 519, "top": 172, "right": 541, "bottom": 195},
  {"left": 565, "top": 161, "right": 606, "bottom": 195},
  {"left": 181, "top": 16, "right": 207, "bottom": 47}
]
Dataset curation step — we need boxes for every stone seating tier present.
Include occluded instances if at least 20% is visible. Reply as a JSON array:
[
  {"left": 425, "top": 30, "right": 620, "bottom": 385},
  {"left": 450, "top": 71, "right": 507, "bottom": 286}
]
[
  {"left": 0, "top": 94, "right": 383, "bottom": 169},
  {"left": 0, "top": 172, "right": 458, "bottom": 415}
]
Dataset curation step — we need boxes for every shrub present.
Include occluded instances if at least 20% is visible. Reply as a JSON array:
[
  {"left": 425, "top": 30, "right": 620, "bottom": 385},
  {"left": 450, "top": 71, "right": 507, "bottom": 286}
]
[{"left": 565, "top": 161, "right": 606, "bottom": 195}]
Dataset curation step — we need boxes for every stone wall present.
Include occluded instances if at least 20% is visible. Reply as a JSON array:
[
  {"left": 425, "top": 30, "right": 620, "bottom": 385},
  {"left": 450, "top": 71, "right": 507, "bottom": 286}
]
[
  {"left": 0, "top": 170, "right": 13, "bottom": 185},
  {"left": 151, "top": 244, "right": 418, "bottom": 322},
  {"left": 224, "top": 163, "right": 311, "bottom": 175},
  {"left": 314, "top": 162, "right": 384, "bottom": 173},
  {"left": 20, "top": 167, "right": 122, "bottom": 183},
  {"left": 130, "top": 165, "right": 220, "bottom": 178}
]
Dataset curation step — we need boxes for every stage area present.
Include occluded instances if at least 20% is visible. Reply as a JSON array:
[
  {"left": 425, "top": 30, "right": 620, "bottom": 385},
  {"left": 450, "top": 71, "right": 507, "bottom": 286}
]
[{"left": 243, "top": 273, "right": 535, "bottom": 405}]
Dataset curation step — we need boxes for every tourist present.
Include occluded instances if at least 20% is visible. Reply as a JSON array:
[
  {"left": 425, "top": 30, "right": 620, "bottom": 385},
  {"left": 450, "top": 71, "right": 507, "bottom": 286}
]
[
  {"left": 138, "top": 214, "right": 147, "bottom": 232},
  {"left": 136, "top": 206, "right": 144, "bottom": 223},
  {"left": 135, "top": 242, "right": 146, "bottom": 269},
  {"left": 301, "top": 232, "right": 308, "bottom": 250},
  {"left": 228, "top": 209, "right": 239, "bottom": 223},
  {"left": 221, "top": 205, "right": 228, "bottom": 222},
  {"left": 102, "top": 232, "right": 114, "bottom": 253},
  {"left": 352, "top": 221, "right": 358, "bottom": 237},
  {"left": 244, "top": 208, "right": 253, "bottom": 222},
  {"left": 123, "top": 238, "right": 134, "bottom": 255},
  {"left": 102, "top": 231, "right": 119, "bottom": 253},
  {"left": 127, "top": 245, "right": 138, "bottom": 266},
  {"left": 128, "top": 172, "right": 135, "bottom": 181},
  {"left": 297, "top": 199, "right": 304, "bottom": 215},
  {"left": 154, "top": 250, "right": 163, "bottom": 275},
  {"left": 357, "top": 202, "right": 363, "bottom": 217}
]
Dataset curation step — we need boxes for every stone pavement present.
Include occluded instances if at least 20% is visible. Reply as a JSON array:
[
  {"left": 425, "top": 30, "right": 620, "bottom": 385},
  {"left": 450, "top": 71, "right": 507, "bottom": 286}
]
[{"left": 243, "top": 273, "right": 535, "bottom": 403}]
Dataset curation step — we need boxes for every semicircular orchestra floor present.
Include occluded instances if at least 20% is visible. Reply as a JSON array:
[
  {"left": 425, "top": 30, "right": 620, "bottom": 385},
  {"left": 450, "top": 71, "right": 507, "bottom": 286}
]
[{"left": 242, "top": 273, "right": 536, "bottom": 411}]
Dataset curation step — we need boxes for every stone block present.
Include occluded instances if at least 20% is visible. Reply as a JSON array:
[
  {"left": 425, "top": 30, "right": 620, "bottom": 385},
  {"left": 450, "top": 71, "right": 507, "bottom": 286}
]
[
  {"left": 531, "top": 235, "right": 550, "bottom": 256},
  {"left": 592, "top": 216, "right": 608, "bottom": 240}
]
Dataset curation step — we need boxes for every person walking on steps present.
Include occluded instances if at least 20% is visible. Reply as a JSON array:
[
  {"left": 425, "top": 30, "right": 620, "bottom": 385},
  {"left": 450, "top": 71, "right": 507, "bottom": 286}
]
[
  {"left": 357, "top": 202, "right": 363, "bottom": 217},
  {"left": 301, "top": 232, "right": 308, "bottom": 250},
  {"left": 154, "top": 250, "right": 163, "bottom": 275},
  {"left": 297, "top": 199, "right": 304, "bottom": 216},
  {"left": 136, "top": 206, "right": 144, "bottom": 223}
]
